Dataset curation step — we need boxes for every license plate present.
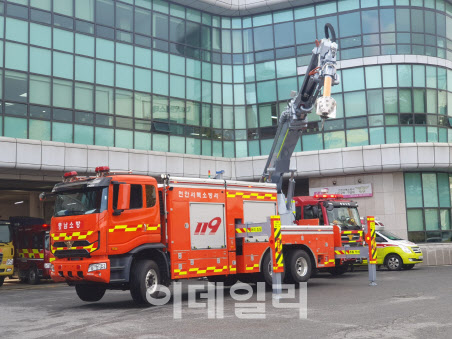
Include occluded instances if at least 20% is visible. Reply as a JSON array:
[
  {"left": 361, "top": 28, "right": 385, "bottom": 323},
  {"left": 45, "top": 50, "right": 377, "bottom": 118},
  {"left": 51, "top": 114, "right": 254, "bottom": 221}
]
[
  {"left": 347, "top": 250, "right": 360, "bottom": 255},
  {"left": 248, "top": 227, "right": 262, "bottom": 233}
]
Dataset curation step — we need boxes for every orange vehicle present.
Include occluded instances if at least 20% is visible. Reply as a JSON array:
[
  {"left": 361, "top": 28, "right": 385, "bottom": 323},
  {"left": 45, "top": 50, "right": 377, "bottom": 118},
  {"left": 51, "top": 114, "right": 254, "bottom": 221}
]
[{"left": 45, "top": 167, "right": 339, "bottom": 304}]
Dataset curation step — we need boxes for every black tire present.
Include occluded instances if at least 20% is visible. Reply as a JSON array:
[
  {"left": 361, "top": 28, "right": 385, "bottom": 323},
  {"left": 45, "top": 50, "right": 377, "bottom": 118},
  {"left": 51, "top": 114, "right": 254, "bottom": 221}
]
[
  {"left": 285, "top": 249, "right": 312, "bottom": 283},
  {"left": 130, "top": 259, "right": 161, "bottom": 305},
  {"left": 403, "top": 264, "right": 415, "bottom": 270},
  {"left": 0, "top": 276, "right": 5, "bottom": 287},
  {"left": 385, "top": 254, "right": 403, "bottom": 271},
  {"left": 207, "top": 275, "right": 238, "bottom": 286},
  {"left": 75, "top": 284, "right": 106, "bottom": 302},
  {"left": 328, "top": 265, "right": 349, "bottom": 276},
  {"left": 28, "top": 267, "right": 40, "bottom": 285},
  {"left": 260, "top": 251, "right": 286, "bottom": 287}
]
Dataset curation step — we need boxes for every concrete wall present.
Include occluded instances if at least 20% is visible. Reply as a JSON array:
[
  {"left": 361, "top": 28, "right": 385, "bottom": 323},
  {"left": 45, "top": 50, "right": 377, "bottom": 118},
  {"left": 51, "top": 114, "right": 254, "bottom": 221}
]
[
  {"left": 310, "top": 172, "right": 408, "bottom": 239},
  {"left": 419, "top": 244, "right": 452, "bottom": 266}
]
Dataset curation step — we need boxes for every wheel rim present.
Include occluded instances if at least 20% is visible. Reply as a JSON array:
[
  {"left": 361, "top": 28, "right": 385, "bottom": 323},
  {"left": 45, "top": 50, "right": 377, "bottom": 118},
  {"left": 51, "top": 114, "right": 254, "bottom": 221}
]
[
  {"left": 29, "top": 270, "right": 36, "bottom": 281},
  {"left": 268, "top": 260, "right": 273, "bottom": 277},
  {"left": 388, "top": 257, "right": 399, "bottom": 269},
  {"left": 295, "top": 257, "right": 308, "bottom": 277},
  {"left": 145, "top": 269, "right": 158, "bottom": 294}
]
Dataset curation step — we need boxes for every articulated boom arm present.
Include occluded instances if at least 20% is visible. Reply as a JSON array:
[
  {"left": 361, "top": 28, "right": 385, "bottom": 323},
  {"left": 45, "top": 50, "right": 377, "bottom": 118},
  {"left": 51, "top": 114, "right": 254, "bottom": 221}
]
[{"left": 260, "top": 24, "right": 339, "bottom": 220}]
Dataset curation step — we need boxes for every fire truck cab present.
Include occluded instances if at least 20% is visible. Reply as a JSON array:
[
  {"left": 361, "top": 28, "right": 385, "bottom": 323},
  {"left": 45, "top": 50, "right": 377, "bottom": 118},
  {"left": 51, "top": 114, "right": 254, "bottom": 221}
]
[
  {"left": 10, "top": 217, "right": 52, "bottom": 284},
  {"left": 294, "top": 194, "right": 363, "bottom": 245}
]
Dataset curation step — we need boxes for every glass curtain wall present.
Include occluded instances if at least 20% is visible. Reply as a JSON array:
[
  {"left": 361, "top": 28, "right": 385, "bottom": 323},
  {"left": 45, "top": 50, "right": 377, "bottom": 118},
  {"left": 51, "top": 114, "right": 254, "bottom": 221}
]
[{"left": 0, "top": 0, "right": 451, "bottom": 157}]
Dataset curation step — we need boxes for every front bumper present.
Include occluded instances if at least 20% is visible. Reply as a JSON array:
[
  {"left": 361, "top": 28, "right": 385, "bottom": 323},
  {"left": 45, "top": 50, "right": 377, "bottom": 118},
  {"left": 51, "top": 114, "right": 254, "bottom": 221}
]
[
  {"left": 402, "top": 252, "right": 423, "bottom": 264},
  {"left": 0, "top": 265, "right": 14, "bottom": 276},
  {"left": 51, "top": 257, "right": 111, "bottom": 284}
]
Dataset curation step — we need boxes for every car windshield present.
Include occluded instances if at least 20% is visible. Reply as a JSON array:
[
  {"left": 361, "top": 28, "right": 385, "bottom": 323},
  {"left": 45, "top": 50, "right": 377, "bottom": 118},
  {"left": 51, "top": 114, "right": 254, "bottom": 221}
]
[
  {"left": 54, "top": 187, "right": 108, "bottom": 217},
  {"left": 327, "top": 207, "right": 362, "bottom": 227},
  {"left": 0, "top": 224, "right": 11, "bottom": 243},
  {"left": 379, "top": 230, "right": 403, "bottom": 241}
]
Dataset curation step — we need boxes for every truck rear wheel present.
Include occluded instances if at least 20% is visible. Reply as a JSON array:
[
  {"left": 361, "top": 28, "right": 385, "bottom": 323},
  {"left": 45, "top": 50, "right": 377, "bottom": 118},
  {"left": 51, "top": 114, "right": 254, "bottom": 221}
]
[
  {"left": 130, "top": 259, "right": 161, "bottom": 305},
  {"left": 285, "top": 249, "right": 312, "bottom": 283},
  {"left": 0, "top": 276, "right": 4, "bottom": 287},
  {"left": 75, "top": 284, "right": 106, "bottom": 302}
]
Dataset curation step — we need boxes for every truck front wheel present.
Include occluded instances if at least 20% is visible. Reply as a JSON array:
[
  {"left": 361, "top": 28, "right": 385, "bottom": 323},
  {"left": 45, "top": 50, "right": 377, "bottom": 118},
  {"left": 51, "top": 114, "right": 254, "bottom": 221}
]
[
  {"left": 0, "top": 276, "right": 4, "bottom": 287},
  {"left": 286, "top": 249, "right": 312, "bottom": 283},
  {"left": 28, "top": 267, "right": 40, "bottom": 285},
  {"left": 130, "top": 259, "right": 161, "bottom": 305},
  {"left": 75, "top": 284, "right": 106, "bottom": 302}
]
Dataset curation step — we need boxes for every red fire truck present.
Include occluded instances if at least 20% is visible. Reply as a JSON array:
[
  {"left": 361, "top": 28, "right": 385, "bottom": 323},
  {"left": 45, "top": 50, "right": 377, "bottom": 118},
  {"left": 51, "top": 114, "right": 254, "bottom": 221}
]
[
  {"left": 45, "top": 169, "right": 341, "bottom": 304},
  {"left": 293, "top": 194, "right": 364, "bottom": 275},
  {"left": 10, "top": 217, "right": 53, "bottom": 284}
]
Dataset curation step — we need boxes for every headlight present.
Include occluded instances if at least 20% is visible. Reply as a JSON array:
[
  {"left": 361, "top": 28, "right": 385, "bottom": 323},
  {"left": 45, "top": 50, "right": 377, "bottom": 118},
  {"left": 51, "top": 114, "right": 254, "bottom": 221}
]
[
  {"left": 44, "top": 263, "right": 52, "bottom": 269},
  {"left": 88, "top": 263, "right": 107, "bottom": 272},
  {"left": 399, "top": 245, "right": 412, "bottom": 253},
  {"left": 6, "top": 259, "right": 14, "bottom": 265}
]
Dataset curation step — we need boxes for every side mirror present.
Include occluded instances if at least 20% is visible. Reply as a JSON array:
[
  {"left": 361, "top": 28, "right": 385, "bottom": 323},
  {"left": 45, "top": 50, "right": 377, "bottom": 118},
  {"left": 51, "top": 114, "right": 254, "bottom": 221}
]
[
  {"left": 114, "top": 184, "right": 130, "bottom": 215},
  {"left": 39, "top": 192, "right": 55, "bottom": 201}
]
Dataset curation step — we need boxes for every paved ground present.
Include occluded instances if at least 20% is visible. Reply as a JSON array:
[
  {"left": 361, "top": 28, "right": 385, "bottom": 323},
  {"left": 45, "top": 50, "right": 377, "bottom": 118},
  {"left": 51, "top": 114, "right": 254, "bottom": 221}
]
[{"left": 1, "top": 266, "right": 452, "bottom": 339}]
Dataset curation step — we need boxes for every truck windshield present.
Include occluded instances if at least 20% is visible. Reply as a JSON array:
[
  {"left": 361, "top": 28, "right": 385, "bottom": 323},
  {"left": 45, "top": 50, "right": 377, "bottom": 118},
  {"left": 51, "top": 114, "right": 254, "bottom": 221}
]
[
  {"left": 54, "top": 187, "right": 108, "bottom": 217},
  {"left": 0, "top": 224, "right": 11, "bottom": 243},
  {"left": 327, "top": 207, "right": 362, "bottom": 228},
  {"left": 378, "top": 230, "right": 403, "bottom": 241}
]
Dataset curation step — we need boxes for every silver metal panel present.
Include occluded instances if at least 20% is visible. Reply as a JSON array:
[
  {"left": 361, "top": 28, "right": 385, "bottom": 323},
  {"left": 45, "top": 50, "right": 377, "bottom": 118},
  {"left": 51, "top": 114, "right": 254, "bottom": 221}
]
[
  {"left": 189, "top": 203, "right": 226, "bottom": 250},
  {"left": 243, "top": 201, "right": 277, "bottom": 224}
]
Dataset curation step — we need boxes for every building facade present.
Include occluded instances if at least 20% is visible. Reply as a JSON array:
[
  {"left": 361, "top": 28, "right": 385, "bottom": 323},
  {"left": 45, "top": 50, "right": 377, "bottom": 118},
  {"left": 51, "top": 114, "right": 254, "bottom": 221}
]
[{"left": 0, "top": 0, "right": 452, "bottom": 251}]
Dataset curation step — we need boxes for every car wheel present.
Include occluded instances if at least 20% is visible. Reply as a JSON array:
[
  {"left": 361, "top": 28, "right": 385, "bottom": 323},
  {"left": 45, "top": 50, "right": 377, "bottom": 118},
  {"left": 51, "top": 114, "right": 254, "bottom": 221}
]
[
  {"left": 402, "top": 264, "right": 415, "bottom": 270},
  {"left": 385, "top": 254, "right": 403, "bottom": 271}
]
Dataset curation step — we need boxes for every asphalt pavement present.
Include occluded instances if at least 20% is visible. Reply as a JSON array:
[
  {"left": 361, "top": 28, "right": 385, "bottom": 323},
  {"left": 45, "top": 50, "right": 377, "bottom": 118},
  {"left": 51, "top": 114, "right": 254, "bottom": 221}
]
[{"left": 1, "top": 265, "right": 452, "bottom": 339}]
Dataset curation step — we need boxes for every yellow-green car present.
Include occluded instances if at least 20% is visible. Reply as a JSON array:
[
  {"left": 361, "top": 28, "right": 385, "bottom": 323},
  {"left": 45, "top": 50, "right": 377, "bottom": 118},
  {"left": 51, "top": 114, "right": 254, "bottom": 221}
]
[
  {"left": 0, "top": 221, "right": 14, "bottom": 286},
  {"left": 372, "top": 227, "right": 423, "bottom": 270}
]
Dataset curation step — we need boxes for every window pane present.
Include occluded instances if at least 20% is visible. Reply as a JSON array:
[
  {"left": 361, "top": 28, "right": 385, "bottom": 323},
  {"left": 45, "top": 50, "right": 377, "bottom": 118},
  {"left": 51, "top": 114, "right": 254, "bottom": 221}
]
[
  {"left": 53, "top": 79, "right": 73, "bottom": 108},
  {"left": 342, "top": 68, "right": 364, "bottom": 92},
  {"left": 95, "top": 86, "right": 113, "bottom": 114},
  {"left": 5, "top": 42, "right": 28, "bottom": 71},
  {"left": 253, "top": 26, "right": 274, "bottom": 51},
  {"left": 76, "top": 0, "right": 94, "bottom": 21},
  {"left": 4, "top": 117, "right": 27, "bottom": 139},
  {"left": 422, "top": 173, "right": 439, "bottom": 207},
  {"left": 425, "top": 209, "right": 439, "bottom": 231},
  {"left": 30, "top": 75, "right": 51, "bottom": 106},
  {"left": 339, "top": 12, "right": 360, "bottom": 37},
  {"left": 405, "top": 173, "right": 423, "bottom": 207},
  {"left": 274, "top": 22, "right": 294, "bottom": 48},
  {"left": 75, "top": 83, "right": 93, "bottom": 111},
  {"left": 5, "top": 71, "right": 27, "bottom": 103},
  {"left": 440, "top": 210, "right": 451, "bottom": 230},
  {"left": 29, "top": 120, "right": 50, "bottom": 141},
  {"left": 324, "top": 131, "right": 346, "bottom": 149},
  {"left": 344, "top": 91, "right": 366, "bottom": 117},
  {"left": 52, "top": 122, "right": 73, "bottom": 143},
  {"left": 438, "top": 173, "right": 451, "bottom": 208},
  {"left": 384, "top": 89, "right": 398, "bottom": 113},
  {"left": 96, "top": 0, "right": 114, "bottom": 27},
  {"left": 53, "top": 0, "right": 72, "bottom": 16},
  {"left": 407, "top": 209, "right": 424, "bottom": 231}
]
